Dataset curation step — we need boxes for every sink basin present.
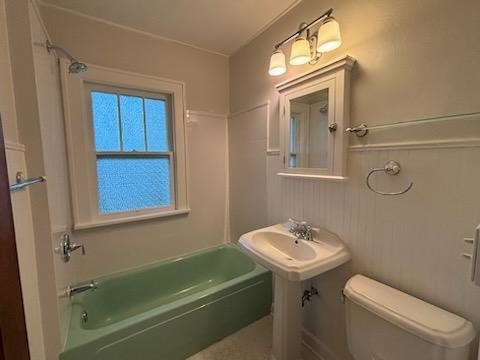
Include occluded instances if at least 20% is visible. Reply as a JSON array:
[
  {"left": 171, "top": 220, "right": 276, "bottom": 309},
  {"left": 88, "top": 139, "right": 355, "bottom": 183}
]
[{"left": 239, "top": 223, "right": 350, "bottom": 281}]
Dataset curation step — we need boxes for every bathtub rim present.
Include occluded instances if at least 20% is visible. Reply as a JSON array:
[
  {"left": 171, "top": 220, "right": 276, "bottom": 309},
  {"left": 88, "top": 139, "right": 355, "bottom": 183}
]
[
  {"left": 72, "top": 242, "right": 250, "bottom": 284},
  {"left": 63, "top": 243, "right": 270, "bottom": 351}
]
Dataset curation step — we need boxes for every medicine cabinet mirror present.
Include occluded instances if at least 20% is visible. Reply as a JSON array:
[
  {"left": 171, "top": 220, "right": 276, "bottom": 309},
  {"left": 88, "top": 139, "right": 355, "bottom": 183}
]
[{"left": 277, "top": 55, "right": 355, "bottom": 180}]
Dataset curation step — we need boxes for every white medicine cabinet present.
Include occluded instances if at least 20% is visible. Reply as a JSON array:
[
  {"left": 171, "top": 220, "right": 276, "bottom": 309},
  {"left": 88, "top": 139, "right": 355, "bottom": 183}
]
[{"left": 277, "top": 55, "right": 355, "bottom": 180}]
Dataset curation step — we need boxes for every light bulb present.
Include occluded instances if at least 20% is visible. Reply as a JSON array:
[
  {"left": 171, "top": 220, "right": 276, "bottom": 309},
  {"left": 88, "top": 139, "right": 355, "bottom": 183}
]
[
  {"left": 269, "top": 49, "right": 286, "bottom": 76},
  {"left": 317, "top": 17, "right": 342, "bottom": 53},
  {"left": 289, "top": 37, "right": 311, "bottom": 65}
]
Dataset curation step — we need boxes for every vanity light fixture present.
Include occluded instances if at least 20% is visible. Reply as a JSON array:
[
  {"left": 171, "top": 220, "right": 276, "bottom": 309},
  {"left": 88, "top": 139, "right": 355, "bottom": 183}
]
[{"left": 268, "top": 8, "right": 342, "bottom": 76}]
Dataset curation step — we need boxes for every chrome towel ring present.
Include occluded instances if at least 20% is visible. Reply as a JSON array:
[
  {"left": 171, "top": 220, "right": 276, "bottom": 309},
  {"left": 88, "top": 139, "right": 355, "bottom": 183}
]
[{"left": 366, "top": 161, "right": 413, "bottom": 196}]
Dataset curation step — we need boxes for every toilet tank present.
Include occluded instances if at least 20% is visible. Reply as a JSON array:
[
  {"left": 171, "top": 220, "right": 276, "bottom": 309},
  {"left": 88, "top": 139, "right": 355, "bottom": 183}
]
[{"left": 344, "top": 275, "right": 476, "bottom": 360}]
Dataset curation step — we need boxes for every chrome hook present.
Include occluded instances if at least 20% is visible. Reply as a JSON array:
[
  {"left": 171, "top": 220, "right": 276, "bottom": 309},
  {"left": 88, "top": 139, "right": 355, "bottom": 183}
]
[{"left": 366, "top": 161, "right": 413, "bottom": 196}]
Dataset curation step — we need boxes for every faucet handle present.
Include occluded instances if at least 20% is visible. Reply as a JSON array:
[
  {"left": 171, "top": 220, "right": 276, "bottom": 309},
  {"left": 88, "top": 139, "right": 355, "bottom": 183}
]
[
  {"left": 288, "top": 218, "right": 304, "bottom": 226},
  {"left": 70, "top": 243, "right": 86, "bottom": 255},
  {"left": 288, "top": 218, "right": 308, "bottom": 227},
  {"left": 288, "top": 218, "right": 299, "bottom": 232},
  {"left": 55, "top": 233, "right": 86, "bottom": 262}
]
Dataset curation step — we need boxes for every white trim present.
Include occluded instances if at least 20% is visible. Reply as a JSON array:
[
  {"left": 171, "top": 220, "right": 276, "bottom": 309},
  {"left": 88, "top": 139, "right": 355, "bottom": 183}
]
[
  {"left": 186, "top": 110, "right": 228, "bottom": 119},
  {"left": 302, "top": 328, "right": 341, "bottom": 360},
  {"left": 265, "top": 100, "right": 281, "bottom": 155},
  {"left": 37, "top": 0, "right": 228, "bottom": 58},
  {"left": 229, "top": 101, "right": 270, "bottom": 119},
  {"left": 30, "top": 0, "right": 52, "bottom": 42},
  {"left": 5, "top": 141, "right": 26, "bottom": 152},
  {"left": 228, "top": 101, "right": 279, "bottom": 155},
  {"left": 51, "top": 226, "right": 69, "bottom": 235},
  {"left": 276, "top": 55, "right": 356, "bottom": 92},
  {"left": 184, "top": 108, "right": 230, "bottom": 244},
  {"left": 302, "top": 342, "right": 324, "bottom": 360},
  {"left": 266, "top": 100, "right": 272, "bottom": 151},
  {"left": 37, "top": 0, "right": 302, "bottom": 58},
  {"left": 267, "top": 149, "right": 281, "bottom": 156},
  {"left": 277, "top": 172, "right": 348, "bottom": 181},
  {"left": 74, "top": 208, "right": 191, "bottom": 231},
  {"left": 224, "top": 115, "right": 231, "bottom": 244},
  {"left": 80, "top": 62, "right": 187, "bottom": 87},
  {"left": 349, "top": 137, "right": 480, "bottom": 152}
]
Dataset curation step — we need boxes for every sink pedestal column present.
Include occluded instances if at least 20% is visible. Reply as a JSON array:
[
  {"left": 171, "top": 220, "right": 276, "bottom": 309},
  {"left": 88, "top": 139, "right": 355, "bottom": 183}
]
[{"left": 271, "top": 274, "right": 302, "bottom": 360}]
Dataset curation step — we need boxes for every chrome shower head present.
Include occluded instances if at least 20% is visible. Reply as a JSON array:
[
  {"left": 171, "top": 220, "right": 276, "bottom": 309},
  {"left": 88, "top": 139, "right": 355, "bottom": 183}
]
[{"left": 46, "top": 40, "right": 88, "bottom": 74}]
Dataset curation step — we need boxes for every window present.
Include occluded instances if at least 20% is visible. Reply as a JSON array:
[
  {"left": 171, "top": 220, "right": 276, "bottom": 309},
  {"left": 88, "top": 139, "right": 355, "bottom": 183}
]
[
  {"left": 89, "top": 89, "right": 173, "bottom": 214},
  {"left": 61, "top": 61, "right": 188, "bottom": 229}
]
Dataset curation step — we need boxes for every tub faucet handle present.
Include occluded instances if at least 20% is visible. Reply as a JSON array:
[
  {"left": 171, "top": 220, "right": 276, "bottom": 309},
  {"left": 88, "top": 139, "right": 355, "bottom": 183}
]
[
  {"left": 55, "top": 233, "right": 86, "bottom": 262},
  {"left": 70, "top": 242, "right": 85, "bottom": 255}
]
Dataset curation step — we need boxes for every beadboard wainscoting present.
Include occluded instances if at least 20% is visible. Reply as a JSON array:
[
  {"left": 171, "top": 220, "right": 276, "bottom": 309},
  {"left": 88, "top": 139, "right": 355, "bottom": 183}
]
[{"left": 267, "top": 144, "right": 480, "bottom": 360}]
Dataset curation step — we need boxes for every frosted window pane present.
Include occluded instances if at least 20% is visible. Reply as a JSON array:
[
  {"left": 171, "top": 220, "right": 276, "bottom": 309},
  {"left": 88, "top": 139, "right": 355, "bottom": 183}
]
[
  {"left": 120, "top": 95, "right": 146, "bottom": 151},
  {"left": 91, "top": 92, "right": 120, "bottom": 151},
  {"left": 96, "top": 157, "right": 171, "bottom": 213},
  {"left": 145, "top": 98, "right": 169, "bottom": 151}
]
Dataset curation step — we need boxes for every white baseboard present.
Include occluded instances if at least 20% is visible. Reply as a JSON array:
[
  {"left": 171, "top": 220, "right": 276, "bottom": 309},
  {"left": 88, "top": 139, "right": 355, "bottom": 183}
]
[
  {"left": 267, "top": 324, "right": 345, "bottom": 360},
  {"left": 302, "top": 342, "right": 325, "bottom": 360},
  {"left": 302, "top": 329, "right": 343, "bottom": 360}
]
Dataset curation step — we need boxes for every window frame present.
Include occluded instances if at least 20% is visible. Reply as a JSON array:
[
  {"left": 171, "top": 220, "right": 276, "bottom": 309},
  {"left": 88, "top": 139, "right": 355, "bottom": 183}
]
[
  {"left": 86, "top": 84, "right": 176, "bottom": 215},
  {"left": 60, "top": 60, "right": 189, "bottom": 229}
]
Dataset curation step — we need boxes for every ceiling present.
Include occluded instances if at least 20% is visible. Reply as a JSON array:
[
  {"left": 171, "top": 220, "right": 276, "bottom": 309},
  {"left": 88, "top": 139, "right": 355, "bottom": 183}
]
[{"left": 38, "top": 0, "right": 302, "bottom": 56}]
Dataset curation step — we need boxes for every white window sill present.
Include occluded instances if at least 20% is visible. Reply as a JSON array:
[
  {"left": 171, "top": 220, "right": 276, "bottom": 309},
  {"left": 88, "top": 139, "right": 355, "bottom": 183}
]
[{"left": 73, "top": 208, "right": 191, "bottom": 231}]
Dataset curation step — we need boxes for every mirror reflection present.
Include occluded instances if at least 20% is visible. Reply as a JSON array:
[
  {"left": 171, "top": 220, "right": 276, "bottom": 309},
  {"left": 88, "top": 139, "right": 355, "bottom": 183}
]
[{"left": 289, "top": 88, "right": 329, "bottom": 169}]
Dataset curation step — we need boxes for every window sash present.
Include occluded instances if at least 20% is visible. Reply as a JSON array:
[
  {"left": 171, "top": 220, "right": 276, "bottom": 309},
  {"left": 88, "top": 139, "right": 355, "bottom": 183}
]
[
  {"left": 87, "top": 84, "right": 174, "bottom": 154},
  {"left": 96, "top": 151, "right": 172, "bottom": 157},
  {"left": 95, "top": 152, "right": 176, "bottom": 215},
  {"left": 87, "top": 83, "right": 176, "bottom": 215}
]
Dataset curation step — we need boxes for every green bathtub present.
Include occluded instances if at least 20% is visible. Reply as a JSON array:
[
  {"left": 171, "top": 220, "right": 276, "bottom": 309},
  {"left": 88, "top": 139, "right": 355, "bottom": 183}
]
[{"left": 60, "top": 244, "right": 272, "bottom": 360}]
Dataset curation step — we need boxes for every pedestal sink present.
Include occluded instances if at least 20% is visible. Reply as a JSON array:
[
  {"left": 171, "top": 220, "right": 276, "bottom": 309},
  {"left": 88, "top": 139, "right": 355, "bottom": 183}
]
[{"left": 238, "top": 223, "right": 350, "bottom": 360}]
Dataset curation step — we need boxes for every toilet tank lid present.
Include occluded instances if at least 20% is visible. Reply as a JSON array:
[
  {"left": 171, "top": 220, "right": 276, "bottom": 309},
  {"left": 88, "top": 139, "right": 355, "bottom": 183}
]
[{"left": 344, "top": 275, "right": 475, "bottom": 348}]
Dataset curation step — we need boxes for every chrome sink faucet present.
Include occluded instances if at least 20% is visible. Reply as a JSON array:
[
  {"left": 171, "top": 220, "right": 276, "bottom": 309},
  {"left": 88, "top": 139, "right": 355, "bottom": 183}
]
[
  {"left": 288, "top": 218, "right": 313, "bottom": 241},
  {"left": 66, "top": 281, "right": 97, "bottom": 298}
]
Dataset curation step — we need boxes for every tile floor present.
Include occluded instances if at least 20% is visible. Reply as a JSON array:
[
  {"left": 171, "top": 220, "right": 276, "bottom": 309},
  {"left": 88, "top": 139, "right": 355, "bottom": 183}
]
[{"left": 186, "top": 315, "right": 273, "bottom": 360}]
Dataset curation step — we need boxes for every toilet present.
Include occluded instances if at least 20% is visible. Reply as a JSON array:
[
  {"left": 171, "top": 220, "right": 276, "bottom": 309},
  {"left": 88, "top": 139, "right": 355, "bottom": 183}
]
[{"left": 344, "top": 275, "right": 476, "bottom": 360}]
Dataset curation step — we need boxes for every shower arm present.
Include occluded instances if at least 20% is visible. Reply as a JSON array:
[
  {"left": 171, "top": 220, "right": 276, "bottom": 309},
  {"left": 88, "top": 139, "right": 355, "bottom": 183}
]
[{"left": 46, "top": 40, "right": 77, "bottom": 62}]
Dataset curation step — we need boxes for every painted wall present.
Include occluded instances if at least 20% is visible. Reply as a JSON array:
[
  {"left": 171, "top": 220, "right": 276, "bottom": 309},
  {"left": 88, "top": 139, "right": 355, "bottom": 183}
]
[
  {"left": 36, "top": 4, "right": 229, "bottom": 279},
  {"left": 39, "top": 3, "right": 229, "bottom": 115},
  {"left": 5, "top": 0, "right": 480, "bottom": 358},
  {"left": 0, "top": 1, "right": 48, "bottom": 359},
  {"left": 229, "top": 0, "right": 480, "bottom": 359},
  {"left": 4, "top": 1, "right": 229, "bottom": 356},
  {"left": 29, "top": 3, "right": 78, "bottom": 348},
  {"left": 0, "top": 0, "right": 18, "bottom": 143},
  {"left": 4, "top": 0, "right": 63, "bottom": 358},
  {"left": 229, "top": 104, "right": 268, "bottom": 242},
  {"left": 35, "top": 2, "right": 230, "bottom": 349}
]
